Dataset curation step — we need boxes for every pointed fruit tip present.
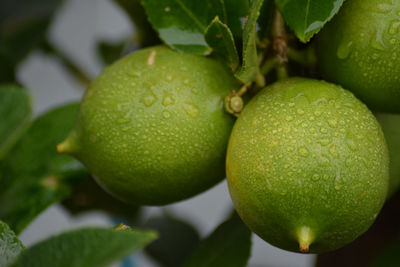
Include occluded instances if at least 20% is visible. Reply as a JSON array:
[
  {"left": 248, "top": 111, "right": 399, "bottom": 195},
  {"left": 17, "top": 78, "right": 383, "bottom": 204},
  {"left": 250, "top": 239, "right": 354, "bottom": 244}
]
[{"left": 297, "top": 226, "right": 314, "bottom": 253}]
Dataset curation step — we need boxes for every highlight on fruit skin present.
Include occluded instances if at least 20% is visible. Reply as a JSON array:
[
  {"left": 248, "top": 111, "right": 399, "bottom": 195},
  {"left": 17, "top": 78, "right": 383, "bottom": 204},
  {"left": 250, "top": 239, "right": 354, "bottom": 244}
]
[
  {"left": 58, "top": 45, "right": 238, "bottom": 206},
  {"left": 226, "top": 78, "right": 389, "bottom": 253},
  {"left": 316, "top": 0, "right": 400, "bottom": 113}
]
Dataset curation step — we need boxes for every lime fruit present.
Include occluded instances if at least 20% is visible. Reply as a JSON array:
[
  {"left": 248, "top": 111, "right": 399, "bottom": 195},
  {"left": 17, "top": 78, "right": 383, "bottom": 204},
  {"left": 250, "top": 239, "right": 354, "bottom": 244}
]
[
  {"left": 226, "top": 78, "right": 389, "bottom": 253},
  {"left": 376, "top": 112, "right": 400, "bottom": 198},
  {"left": 315, "top": 0, "right": 400, "bottom": 113},
  {"left": 58, "top": 46, "right": 238, "bottom": 205}
]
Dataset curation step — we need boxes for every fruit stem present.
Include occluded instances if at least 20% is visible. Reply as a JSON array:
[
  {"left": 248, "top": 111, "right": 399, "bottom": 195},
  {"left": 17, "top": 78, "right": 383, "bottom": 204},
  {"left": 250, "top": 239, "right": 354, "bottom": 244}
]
[
  {"left": 297, "top": 226, "right": 314, "bottom": 253},
  {"left": 271, "top": 7, "right": 289, "bottom": 80}
]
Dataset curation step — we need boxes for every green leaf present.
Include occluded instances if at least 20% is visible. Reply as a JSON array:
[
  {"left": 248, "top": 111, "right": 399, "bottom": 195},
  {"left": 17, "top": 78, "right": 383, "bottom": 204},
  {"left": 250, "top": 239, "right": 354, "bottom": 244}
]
[
  {"left": 62, "top": 177, "right": 141, "bottom": 222},
  {"left": 113, "top": 0, "right": 161, "bottom": 47},
  {"left": 12, "top": 226, "right": 158, "bottom": 267},
  {"left": 275, "top": 0, "right": 345, "bottom": 43},
  {"left": 223, "top": 0, "right": 250, "bottom": 38},
  {"left": 142, "top": 0, "right": 226, "bottom": 55},
  {"left": 205, "top": 16, "right": 239, "bottom": 71},
  {"left": 234, "top": 0, "right": 264, "bottom": 83},
  {"left": 184, "top": 212, "right": 252, "bottom": 267},
  {"left": 144, "top": 214, "right": 200, "bottom": 267},
  {"left": 0, "top": 103, "right": 88, "bottom": 234},
  {"left": 0, "top": 84, "right": 32, "bottom": 160},
  {"left": 0, "top": 0, "right": 64, "bottom": 80},
  {"left": 0, "top": 221, "right": 25, "bottom": 267}
]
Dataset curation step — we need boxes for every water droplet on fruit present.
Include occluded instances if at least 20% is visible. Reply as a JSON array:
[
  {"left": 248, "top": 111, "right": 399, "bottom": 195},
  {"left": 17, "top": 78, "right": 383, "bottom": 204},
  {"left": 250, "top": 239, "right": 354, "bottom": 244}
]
[
  {"left": 320, "top": 128, "right": 328, "bottom": 134},
  {"left": 312, "top": 174, "right": 320, "bottom": 181},
  {"left": 389, "top": 20, "right": 400, "bottom": 35},
  {"left": 166, "top": 75, "right": 173, "bottom": 81},
  {"left": 328, "top": 118, "right": 338, "bottom": 128},
  {"left": 371, "top": 30, "right": 386, "bottom": 51},
  {"left": 297, "top": 108, "right": 305, "bottom": 115},
  {"left": 285, "top": 115, "right": 293, "bottom": 121},
  {"left": 162, "top": 94, "right": 175, "bottom": 106},
  {"left": 191, "top": 87, "right": 199, "bottom": 94},
  {"left": 141, "top": 90, "right": 158, "bottom": 106},
  {"left": 162, "top": 110, "right": 171, "bottom": 118},
  {"left": 336, "top": 40, "right": 353, "bottom": 59},
  {"left": 376, "top": 3, "right": 391, "bottom": 14},
  {"left": 183, "top": 103, "right": 200, "bottom": 118},
  {"left": 329, "top": 145, "right": 339, "bottom": 158},
  {"left": 298, "top": 146, "right": 309, "bottom": 157}
]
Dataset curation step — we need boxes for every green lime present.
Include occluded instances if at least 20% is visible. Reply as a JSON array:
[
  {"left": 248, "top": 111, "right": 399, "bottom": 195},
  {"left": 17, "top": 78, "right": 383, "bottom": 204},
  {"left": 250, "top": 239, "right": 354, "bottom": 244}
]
[
  {"left": 316, "top": 0, "right": 400, "bottom": 113},
  {"left": 58, "top": 46, "right": 238, "bottom": 205},
  {"left": 226, "top": 78, "right": 389, "bottom": 253},
  {"left": 376, "top": 113, "right": 400, "bottom": 198}
]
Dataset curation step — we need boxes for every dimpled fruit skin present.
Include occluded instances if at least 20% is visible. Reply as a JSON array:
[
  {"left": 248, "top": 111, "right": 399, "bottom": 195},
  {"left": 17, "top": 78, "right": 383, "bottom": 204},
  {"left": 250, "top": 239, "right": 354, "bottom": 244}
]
[
  {"left": 376, "top": 113, "right": 400, "bottom": 198},
  {"left": 226, "top": 78, "right": 389, "bottom": 253},
  {"left": 316, "top": 0, "right": 400, "bottom": 113},
  {"left": 64, "top": 46, "right": 237, "bottom": 205}
]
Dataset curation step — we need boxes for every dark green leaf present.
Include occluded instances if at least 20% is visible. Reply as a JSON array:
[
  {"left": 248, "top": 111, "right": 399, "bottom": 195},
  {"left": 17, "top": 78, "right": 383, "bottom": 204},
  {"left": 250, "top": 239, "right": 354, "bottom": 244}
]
[
  {"left": 142, "top": 0, "right": 226, "bottom": 55},
  {"left": 0, "top": 220, "right": 25, "bottom": 267},
  {"left": 12, "top": 226, "right": 158, "bottom": 267},
  {"left": 224, "top": 0, "right": 249, "bottom": 38},
  {"left": 257, "top": 0, "right": 275, "bottom": 39},
  {"left": 0, "top": 103, "right": 89, "bottom": 234},
  {"left": 235, "top": 0, "right": 264, "bottom": 83},
  {"left": 184, "top": 212, "right": 252, "bottom": 267},
  {"left": 62, "top": 177, "right": 141, "bottom": 222},
  {"left": 205, "top": 16, "right": 239, "bottom": 71},
  {"left": 144, "top": 213, "right": 200, "bottom": 267},
  {"left": 275, "top": 0, "right": 345, "bottom": 43},
  {"left": 0, "top": 0, "right": 64, "bottom": 69},
  {"left": 0, "top": 84, "right": 31, "bottom": 160},
  {"left": 113, "top": 0, "right": 161, "bottom": 47}
]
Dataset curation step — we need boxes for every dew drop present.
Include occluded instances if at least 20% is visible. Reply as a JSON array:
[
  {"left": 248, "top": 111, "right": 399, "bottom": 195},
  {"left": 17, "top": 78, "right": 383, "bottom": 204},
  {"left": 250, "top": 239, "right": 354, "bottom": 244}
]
[
  {"left": 141, "top": 90, "right": 158, "bottom": 106},
  {"left": 312, "top": 174, "right": 320, "bottom": 181},
  {"left": 162, "top": 94, "right": 175, "bottom": 106},
  {"left": 183, "top": 103, "right": 200, "bottom": 118},
  {"left": 191, "top": 87, "right": 199, "bottom": 94},
  {"left": 389, "top": 20, "right": 400, "bottom": 35},
  {"left": 328, "top": 118, "right": 338, "bottom": 128},
  {"left": 162, "top": 110, "right": 171, "bottom": 118},
  {"left": 337, "top": 40, "right": 353, "bottom": 59},
  {"left": 298, "top": 146, "right": 310, "bottom": 157}
]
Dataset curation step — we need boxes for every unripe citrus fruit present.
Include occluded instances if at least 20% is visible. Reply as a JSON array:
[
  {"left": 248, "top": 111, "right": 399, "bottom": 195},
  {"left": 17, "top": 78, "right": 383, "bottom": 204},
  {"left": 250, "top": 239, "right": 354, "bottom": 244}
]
[
  {"left": 58, "top": 46, "right": 238, "bottom": 205},
  {"left": 316, "top": 0, "right": 400, "bottom": 113},
  {"left": 226, "top": 78, "right": 389, "bottom": 253},
  {"left": 376, "top": 112, "right": 400, "bottom": 198}
]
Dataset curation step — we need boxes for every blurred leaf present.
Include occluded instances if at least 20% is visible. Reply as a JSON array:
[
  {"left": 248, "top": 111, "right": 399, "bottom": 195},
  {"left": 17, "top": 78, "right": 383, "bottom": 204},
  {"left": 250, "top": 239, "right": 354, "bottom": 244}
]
[
  {"left": 375, "top": 113, "right": 400, "bottom": 198},
  {"left": 0, "top": 220, "right": 25, "bottom": 267},
  {"left": 144, "top": 213, "right": 200, "bottom": 267},
  {"left": 0, "top": 84, "right": 31, "bottom": 160},
  {"left": 205, "top": 16, "right": 239, "bottom": 71},
  {"left": 62, "top": 177, "right": 140, "bottom": 222},
  {"left": 184, "top": 212, "right": 252, "bottom": 267},
  {"left": 0, "top": 0, "right": 64, "bottom": 82},
  {"left": 97, "top": 40, "right": 126, "bottom": 65},
  {"left": 274, "top": 0, "right": 345, "bottom": 43},
  {"left": 0, "top": 103, "right": 89, "bottom": 234},
  {"left": 142, "top": 0, "right": 227, "bottom": 55},
  {"left": 12, "top": 226, "right": 158, "bottom": 267},
  {"left": 373, "top": 235, "right": 400, "bottom": 267},
  {"left": 235, "top": 0, "right": 264, "bottom": 83},
  {"left": 114, "top": 0, "right": 161, "bottom": 47},
  {"left": 257, "top": 0, "right": 275, "bottom": 39}
]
